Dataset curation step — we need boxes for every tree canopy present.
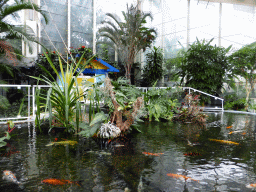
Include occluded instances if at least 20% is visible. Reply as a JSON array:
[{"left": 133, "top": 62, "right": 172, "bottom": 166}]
[
  {"left": 178, "top": 38, "right": 232, "bottom": 96},
  {"left": 229, "top": 44, "right": 256, "bottom": 103},
  {"left": 98, "top": 4, "right": 157, "bottom": 83}
]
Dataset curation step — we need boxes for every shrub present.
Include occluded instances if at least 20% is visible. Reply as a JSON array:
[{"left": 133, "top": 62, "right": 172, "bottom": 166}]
[{"left": 173, "top": 94, "right": 208, "bottom": 124}]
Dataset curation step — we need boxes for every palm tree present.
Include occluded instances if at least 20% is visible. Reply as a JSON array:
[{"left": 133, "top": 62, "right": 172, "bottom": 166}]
[
  {"left": 0, "top": 0, "right": 48, "bottom": 70},
  {"left": 98, "top": 3, "right": 156, "bottom": 83}
]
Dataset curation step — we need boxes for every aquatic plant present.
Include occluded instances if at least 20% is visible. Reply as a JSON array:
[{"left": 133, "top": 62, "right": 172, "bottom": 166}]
[
  {"left": 143, "top": 83, "right": 179, "bottom": 121},
  {"left": 31, "top": 51, "right": 95, "bottom": 133},
  {"left": 173, "top": 94, "right": 207, "bottom": 124},
  {"left": 78, "top": 111, "right": 108, "bottom": 138},
  {"left": 0, "top": 132, "right": 11, "bottom": 148}
]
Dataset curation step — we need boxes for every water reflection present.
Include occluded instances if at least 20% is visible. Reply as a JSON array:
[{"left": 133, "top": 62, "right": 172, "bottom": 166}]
[{"left": 2, "top": 113, "right": 256, "bottom": 191}]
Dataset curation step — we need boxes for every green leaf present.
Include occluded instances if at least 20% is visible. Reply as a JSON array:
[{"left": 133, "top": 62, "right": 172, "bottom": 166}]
[{"left": 89, "top": 111, "right": 108, "bottom": 126}]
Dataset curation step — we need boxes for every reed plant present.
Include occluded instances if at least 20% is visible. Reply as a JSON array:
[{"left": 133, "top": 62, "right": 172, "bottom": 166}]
[{"left": 31, "top": 51, "right": 95, "bottom": 133}]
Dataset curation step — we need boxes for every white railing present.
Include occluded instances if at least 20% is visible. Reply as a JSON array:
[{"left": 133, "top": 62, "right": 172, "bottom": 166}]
[
  {"left": 136, "top": 86, "right": 224, "bottom": 111},
  {"left": 0, "top": 84, "right": 31, "bottom": 123},
  {"left": 183, "top": 87, "right": 224, "bottom": 111},
  {"left": 32, "top": 85, "right": 92, "bottom": 117}
]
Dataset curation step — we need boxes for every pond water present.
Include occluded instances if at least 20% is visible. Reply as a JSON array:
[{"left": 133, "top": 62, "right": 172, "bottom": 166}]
[{"left": 1, "top": 112, "right": 256, "bottom": 192}]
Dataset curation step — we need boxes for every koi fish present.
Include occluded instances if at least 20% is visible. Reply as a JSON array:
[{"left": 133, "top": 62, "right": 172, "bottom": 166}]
[
  {"left": 166, "top": 173, "right": 199, "bottom": 183},
  {"left": 46, "top": 140, "right": 78, "bottom": 146},
  {"left": 242, "top": 132, "right": 246, "bottom": 135},
  {"left": 187, "top": 140, "right": 200, "bottom": 146},
  {"left": 113, "top": 144, "right": 125, "bottom": 147},
  {"left": 208, "top": 138, "right": 239, "bottom": 145},
  {"left": 184, "top": 152, "right": 201, "bottom": 156},
  {"left": 226, "top": 126, "right": 233, "bottom": 129},
  {"left": 228, "top": 131, "right": 242, "bottom": 135},
  {"left": 2, "top": 170, "right": 21, "bottom": 185},
  {"left": 87, "top": 151, "right": 112, "bottom": 155},
  {"left": 42, "top": 178, "right": 81, "bottom": 186},
  {"left": 142, "top": 152, "right": 164, "bottom": 156},
  {"left": 246, "top": 183, "right": 256, "bottom": 188}
]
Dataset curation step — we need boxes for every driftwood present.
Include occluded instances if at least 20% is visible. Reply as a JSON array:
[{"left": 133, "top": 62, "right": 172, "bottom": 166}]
[{"left": 104, "top": 77, "right": 144, "bottom": 132}]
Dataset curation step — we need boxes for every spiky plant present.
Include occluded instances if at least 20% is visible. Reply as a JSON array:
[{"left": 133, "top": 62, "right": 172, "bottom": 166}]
[{"left": 31, "top": 51, "right": 95, "bottom": 133}]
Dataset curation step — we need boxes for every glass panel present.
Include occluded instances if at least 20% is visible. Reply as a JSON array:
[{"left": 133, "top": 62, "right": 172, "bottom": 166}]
[
  {"left": 40, "top": 0, "right": 67, "bottom": 53},
  {"left": 71, "top": 0, "right": 92, "bottom": 8},
  {"left": 147, "top": 0, "right": 187, "bottom": 58},
  {"left": 222, "top": 3, "right": 256, "bottom": 50},
  {"left": 41, "top": 13, "right": 67, "bottom": 43},
  {"left": 71, "top": 5, "right": 93, "bottom": 33},
  {"left": 41, "top": 0, "right": 67, "bottom": 15},
  {"left": 190, "top": 0, "right": 219, "bottom": 45},
  {"left": 164, "top": 33, "right": 186, "bottom": 59},
  {"left": 41, "top": 39, "right": 68, "bottom": 53},
  {"left": 162, "top": 0, "right": 187, "bottom": 23},
  {"left": 71, "top": 31, "right": 93, "bottom": 48}
]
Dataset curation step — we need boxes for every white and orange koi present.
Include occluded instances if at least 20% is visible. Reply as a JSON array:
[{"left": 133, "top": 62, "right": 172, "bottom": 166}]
[
  {"left": 208, "top": 138, "right": 239, "bottom": 145},
  {"left": 228, "top": 131, "right": 242, "bottom": 135},
  {"left": 2, "top": 170, "right": 21, "bottom": 184},
  {"left": 167, "top": 173, "right": 199, "bottom": 183},
  {"left": 246, "top": 183, "right": 256, "bottom": 188}
]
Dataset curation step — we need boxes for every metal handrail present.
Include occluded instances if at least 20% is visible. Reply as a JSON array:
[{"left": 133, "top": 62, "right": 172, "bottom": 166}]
[
  {"left": 0, "top": 84, "right": 31, "bottom": 123},
  {"left": 136, "top": 86, "right": 224, "bottom": 111},
  {"left": 182, "top": 87, "right": 224, "bottom": 111}
]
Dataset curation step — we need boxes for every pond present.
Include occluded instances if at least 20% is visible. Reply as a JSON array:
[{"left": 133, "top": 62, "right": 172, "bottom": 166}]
[{"left": 1, "top": 112, "right": 256, "bottom": 192}]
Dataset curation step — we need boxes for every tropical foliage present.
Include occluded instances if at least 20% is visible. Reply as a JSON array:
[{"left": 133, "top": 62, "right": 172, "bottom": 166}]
[
  {"left": 178, "top": 38, "right": 232, "bottom": 97},
  {"left": 78, "top": 111, "right": 108, "bottom": 138},
  {"left": 223, "top": 93, "right": 247, "bottom": 110},
  {"left": 34, "top": 46, "right": 94, "bottom": 82},
  {"left": 0, "top": 0, "right": 48, "bottom": 65},
  {"left": 143, "top": 84, "right": 179, "bottom": 121},
  {"left": 103, "top": 77, "right": 144, "bottom": 132},
  {"left": 141, "top": 46, "right": 163, "bottom": 87},
  {"left": 228, "top": 44, "right": 256, "bottom": 105},
  {"left": 173, "top": 94, "right": 208, "bottom": 124},
  {"left": 31, "top": 51, "right": 95, "bottom": 133},
  {"left": 164, "top": 47, "right": 185, "bottom": 84},
  {"left": 98, "top": 3, "right": 157, "bottom": 83},
  {"left": 0, "top": 131, "right": 11, "bottom": 148}
]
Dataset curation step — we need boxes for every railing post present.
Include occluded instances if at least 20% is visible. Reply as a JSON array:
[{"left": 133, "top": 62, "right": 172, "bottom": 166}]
[
  {"left": 28, "top": 86, "right": 30, "bottom": 118},
  {"left": 33, "top": 86, "right": 35, "bottom": 117}
]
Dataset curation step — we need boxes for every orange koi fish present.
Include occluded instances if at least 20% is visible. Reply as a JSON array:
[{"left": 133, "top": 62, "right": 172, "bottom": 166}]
[
  {"left": 42, "top": 178, "right": 81, "bottom": 186},
  {"left": 226, "top": 126, "right": 233, "bottom": 129},
  {"left": 242, "top": 132, "right": 246, "bottom": 135},
  {"left": 167, "top": 173, "right": 199, "bottom": 183},
  {"left": 142, "top": 152, "right": 164, "bottom": 156},
  {"left": 209, "top": 138, "right": 239, "bottom": 145},
  {"left": 246, "top": 183, "right": 256, "bottom": 188}
]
